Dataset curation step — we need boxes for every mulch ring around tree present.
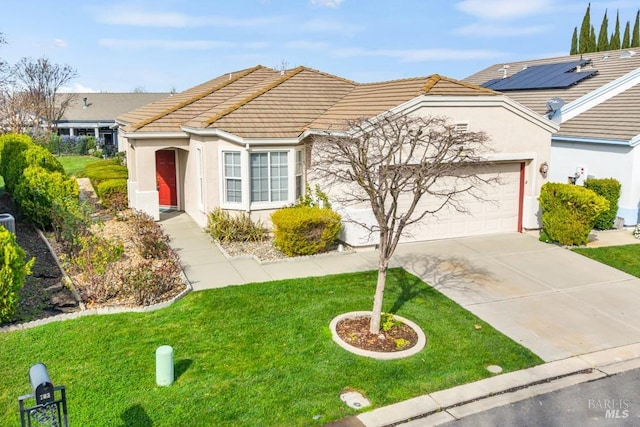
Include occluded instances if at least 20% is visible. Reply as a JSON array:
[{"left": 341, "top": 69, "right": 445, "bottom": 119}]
[{"left": 335, "top": 315, "right": 419, "bottom": 352}]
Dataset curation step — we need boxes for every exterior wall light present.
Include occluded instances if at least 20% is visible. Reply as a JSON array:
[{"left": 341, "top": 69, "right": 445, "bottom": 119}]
[{"left": 539, "top": 162, "right": 549, "bottom": 177}]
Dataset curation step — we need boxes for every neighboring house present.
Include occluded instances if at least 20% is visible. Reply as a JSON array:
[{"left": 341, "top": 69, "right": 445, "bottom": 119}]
[
  {"left": 56, "top": 92, "right": 169, "bottom": 152},
  {"left": 116, "top": 65, "right": 557, "bottom": 246},
  {"left": 465, "top": 48, "right": 640, "bottom": 225}
]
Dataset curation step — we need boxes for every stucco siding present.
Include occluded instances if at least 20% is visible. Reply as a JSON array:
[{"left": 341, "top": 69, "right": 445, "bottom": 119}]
[{"left": 550, "top": 141, "right": 637, "bottom": 224}]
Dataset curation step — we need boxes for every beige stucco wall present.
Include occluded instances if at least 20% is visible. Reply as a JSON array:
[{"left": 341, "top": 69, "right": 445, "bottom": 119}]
[{"left": 307, "top": 96, "right": 556, "bottom": 245}]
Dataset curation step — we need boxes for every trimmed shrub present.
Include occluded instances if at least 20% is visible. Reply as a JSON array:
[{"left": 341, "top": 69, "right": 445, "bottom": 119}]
[
  {"left": 0, "top": 133, "right": 32, "bottom": 193},
  {"left": 584, "top": 178, "right": 622, "bottom": 230},
  {"left": 205, "top": 208, "right": 268, "bottom": 242},
  {"left": 13, "top": 165, "right": 80, "bottom": 229},
  {"left": 539, "top": 182, "right": 609, "bottom": 246},
  {"left": 0, "top": 225, "right": 34, "bottom": 322},
  {"left": 271, "top": 206, "right": 341, "bottom": 256},
  {"left": 96, "top": 179, "right": 128, "bottom": 210}
]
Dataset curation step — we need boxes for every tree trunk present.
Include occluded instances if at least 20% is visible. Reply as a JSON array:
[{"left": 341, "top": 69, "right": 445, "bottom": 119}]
[{"left": 369, "top": 261, "right": 388, "bottom": 334}]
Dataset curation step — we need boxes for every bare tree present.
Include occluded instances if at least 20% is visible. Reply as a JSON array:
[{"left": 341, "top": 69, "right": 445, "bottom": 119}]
[
  {"left": 11, "top": 57, "right": 77, "bottom": 133},
  {"left": 0, "top": 88, "right": 39, "bottom": 133},
  {"left": 311, "top": 113, "right": 495, "bottom": 333}
]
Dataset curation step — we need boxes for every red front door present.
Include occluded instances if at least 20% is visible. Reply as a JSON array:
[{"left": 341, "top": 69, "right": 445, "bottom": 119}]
[{"left": 156, "top": 150, "right": 177, "bottom": 206}]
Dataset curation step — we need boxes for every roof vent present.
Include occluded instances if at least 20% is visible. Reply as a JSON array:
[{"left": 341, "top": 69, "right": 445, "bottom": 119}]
[
  {"left": 83, "top": 97, "right": 88, "bottom": 109},
  {"left": 621, "top": 50, "right": 636, "bottom": 59},
  {"left": 497, "top": 65, "right": 510, "bottom": 78}
]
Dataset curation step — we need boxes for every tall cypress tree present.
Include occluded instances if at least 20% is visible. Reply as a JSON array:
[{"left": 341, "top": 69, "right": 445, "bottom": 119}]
[
  {"left": 570, "top": 27, "right": 578, "bottom": 54},
  {"left": 622, "top": 21, "right": 631, "bottom": 48},
  {"left": 579, "top": 3, "right": 592, "bottom": 53},
  {"left": 610, "top": 10, "right": 621, "bottom": 50},
  {"left": 597, "top": 10, "right": 609, "bottom": 51},
  {"left": 590, "top": 24, "right": 597, "bottom": 52},
  {"left": 632, "top": 10, "right": 640, "bottom": 47}
]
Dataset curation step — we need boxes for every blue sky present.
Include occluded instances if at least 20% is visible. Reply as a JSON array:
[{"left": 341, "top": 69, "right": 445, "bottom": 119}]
[{"left": 2, "top": 0, "right": 638, "bottom": 92}]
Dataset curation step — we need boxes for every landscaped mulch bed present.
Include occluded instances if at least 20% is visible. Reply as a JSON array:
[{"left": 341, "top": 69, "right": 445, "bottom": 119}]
[{"left": 0, "top": 193, "right": 79, "bottom": 325}]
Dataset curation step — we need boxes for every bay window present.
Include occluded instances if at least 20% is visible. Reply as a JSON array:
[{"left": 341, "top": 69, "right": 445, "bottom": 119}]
[{"left": 222, "top": 149, "right": 297, "bottom": 207}]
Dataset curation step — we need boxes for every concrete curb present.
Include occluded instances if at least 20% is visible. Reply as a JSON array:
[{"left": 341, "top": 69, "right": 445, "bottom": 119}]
[{"left": 346, "top": 343, "right": 640, "bottom": 427}]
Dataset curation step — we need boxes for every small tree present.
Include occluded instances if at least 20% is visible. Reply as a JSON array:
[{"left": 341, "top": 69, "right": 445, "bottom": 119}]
[
  {"left": 609, "top": 10, "right": 621, "bottom": 50},
  {"left": 579, "top": 3, "right": 593, "bottom": 53},
  {"left": 597, "top": 10, "right": 609, "bottom": 52},
  {"left": 11, "top": 57, "right": 77, "bottom": 134},
  {"left": 570, "top": 27, "right": 578, "bottom": 54},
  {"left": 632, "top": 10, "right": 640, "bottom": 47},
  {"left": 311, "top": 113, "right": 494, "bottom": 333}
]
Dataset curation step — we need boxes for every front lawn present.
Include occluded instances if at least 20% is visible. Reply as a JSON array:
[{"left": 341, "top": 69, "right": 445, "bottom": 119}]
[
  {"left": 572, "top": 243, "right": 640, "bottom": 277},
  {"left": 57, "top": 155, "right": 102, "bottom": 176},
  {"left": 0, "top": 269, "right": 542, "bottom": 426}
]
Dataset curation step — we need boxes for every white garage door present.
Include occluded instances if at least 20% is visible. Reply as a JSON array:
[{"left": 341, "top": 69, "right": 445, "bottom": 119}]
[{"left": 400, "top": 162, "right": 522, "bottom": 242}]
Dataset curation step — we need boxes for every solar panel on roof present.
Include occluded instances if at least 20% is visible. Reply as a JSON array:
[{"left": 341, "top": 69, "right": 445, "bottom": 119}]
[{"left": 481, "top": 60, "right": 597, "bottom": 91}]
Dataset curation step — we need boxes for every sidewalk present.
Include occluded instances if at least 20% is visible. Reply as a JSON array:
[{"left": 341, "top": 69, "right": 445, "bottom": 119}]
[{"left": 159, "top": 211, "right": 382, "bottom": 291}]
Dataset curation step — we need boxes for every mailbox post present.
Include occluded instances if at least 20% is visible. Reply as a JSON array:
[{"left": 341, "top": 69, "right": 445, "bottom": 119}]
[{"left": 18, "top": 363, "right": 68, "bottom": 427}]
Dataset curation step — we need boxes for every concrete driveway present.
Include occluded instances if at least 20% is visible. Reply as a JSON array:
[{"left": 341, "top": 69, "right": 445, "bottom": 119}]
[{"left": 392, "top": 233, "right": 640, "bottom": 362}]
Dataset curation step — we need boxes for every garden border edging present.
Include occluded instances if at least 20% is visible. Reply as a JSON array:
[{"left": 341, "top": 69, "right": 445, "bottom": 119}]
[{"left": 330, "top": 311, "right": 426, "bottom": 360}]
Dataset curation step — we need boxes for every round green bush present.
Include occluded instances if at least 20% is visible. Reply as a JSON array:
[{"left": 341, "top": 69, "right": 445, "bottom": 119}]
[
  {"left": 539, "top": 182, "right": 609, "bottom": 246},
  {"left": 0, "top": 226, "right": 34, "bottom": 322},
  {"left": 271, "top": 206, "right": 341, "bottom": 256}
]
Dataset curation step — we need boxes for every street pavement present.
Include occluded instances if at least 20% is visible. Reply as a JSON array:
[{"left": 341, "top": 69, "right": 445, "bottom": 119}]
[{"left": 438, "top": 368, "right": 640, "bottom": 427}]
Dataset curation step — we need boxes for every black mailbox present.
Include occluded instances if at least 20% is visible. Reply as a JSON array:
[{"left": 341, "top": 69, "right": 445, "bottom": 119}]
[{"left": 29, "top": 363, "right": 55, "bottom": 405}]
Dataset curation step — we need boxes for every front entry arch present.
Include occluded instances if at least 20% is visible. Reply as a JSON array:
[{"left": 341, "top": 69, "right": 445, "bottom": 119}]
[{"left": 156, "top": 149, "right": 177, "bottom": 207}]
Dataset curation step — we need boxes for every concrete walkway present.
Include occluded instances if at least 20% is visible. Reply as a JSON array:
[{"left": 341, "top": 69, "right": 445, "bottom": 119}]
[{"left": 160, "top": 213, "right": 640, "bottom": 426}]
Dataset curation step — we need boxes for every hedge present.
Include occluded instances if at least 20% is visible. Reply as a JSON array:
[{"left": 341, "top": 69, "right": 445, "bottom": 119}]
[
  {"left": 539, "top": 182, "right": 609, "bottom": 246},
  {"left": 584, "top": 178, "right": 621, "bottom": 230},
  {"left": 0, "top": 225, "right": 34, "bottom": 322},
  {"left": 14, "top": 165, "right": 80, "bottom": 229},
  {"left": 271, "top": 206, "right": 341, "bottom": 256}
]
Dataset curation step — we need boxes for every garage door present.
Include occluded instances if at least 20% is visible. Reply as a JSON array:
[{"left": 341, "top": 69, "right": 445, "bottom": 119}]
[{"left": 400, "top": 162, "right": 522, "bottom": 242}]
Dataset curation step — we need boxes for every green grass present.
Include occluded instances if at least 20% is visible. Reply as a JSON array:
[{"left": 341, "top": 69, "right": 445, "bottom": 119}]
[
  {"left": 57, "top": 155, "right": 102, "bottom": 177},
  {"left": 572, "top": 243, "right": 640, "bottom": 277},
  {"left": 0, "top": 269, "right": 542, "bottom": 426}
]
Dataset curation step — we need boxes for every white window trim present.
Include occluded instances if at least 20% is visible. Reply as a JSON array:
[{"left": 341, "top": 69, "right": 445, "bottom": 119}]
[
  {"left": 219, "top": 148, "right": 245, "bottom": 210},
  {"left": 218, "top": 146, "right": 297, "bottom": 210}
]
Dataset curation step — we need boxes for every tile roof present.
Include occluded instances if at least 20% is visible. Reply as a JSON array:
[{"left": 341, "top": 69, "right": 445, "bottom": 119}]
[
  {"left": 464, "top": 48, "right": 640, "bottom": 141},
  {"left": 118, "top": 66, "right": 496, "bottom": 138},
  {"left": 309, "top": 74, "right": 497, "bottom": 130},
  {"left": 58, "top": 93, "right": 170, "bottom": 123}
]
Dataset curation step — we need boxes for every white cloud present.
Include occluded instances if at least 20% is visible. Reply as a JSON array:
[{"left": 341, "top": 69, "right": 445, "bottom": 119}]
[
  {"left": 455, "top": 0, "right": 552, "bottom": 20},
  {"left": 59, "top": 83, "right": 99, "bottom": 93},
  {"left": 333, "top": 47, "right": 507, "bottom": 62},
  {"left": 455, "top": 23, "right": 548, "bottom": 37},
  {"left": 98, "top": 39, "right": 269, "bottom": 51},
  {"left": 96, "top": 7, "right": 280, "bottom": 28},
  {"left": 54, "top": 38, "right": 68, "bottom": 48},
  {"left": 310, "top": 0, "right": 344, "bottom": 8}
]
